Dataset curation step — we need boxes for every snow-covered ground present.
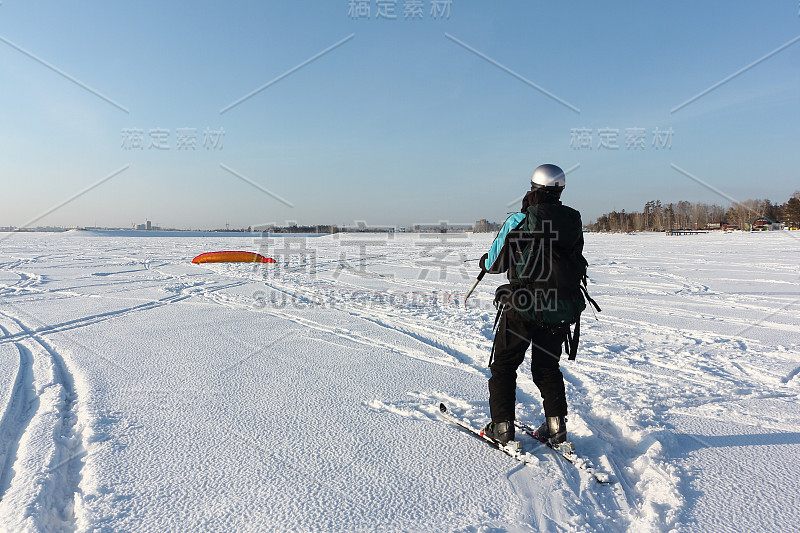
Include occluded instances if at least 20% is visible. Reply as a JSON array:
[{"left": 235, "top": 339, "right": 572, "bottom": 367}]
[{"left": 0, "top": 230, "right": 798, "bottom": 532}]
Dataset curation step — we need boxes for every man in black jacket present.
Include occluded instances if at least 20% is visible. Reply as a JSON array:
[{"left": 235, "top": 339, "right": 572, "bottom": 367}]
[{"left": 478, "top": 164, "right": 587, "bottom": 448}]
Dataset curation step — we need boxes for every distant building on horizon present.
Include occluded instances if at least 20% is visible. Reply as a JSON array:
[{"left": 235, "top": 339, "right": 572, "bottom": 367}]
[
  {"left": 134, "top": 220, "right": 160, "bottom": 231},
  {"left": 474, "top": 219, "right": 499, "bottom": 233},
  {"left": 752, "top": 217, "right": 783, "bottom": 231}
]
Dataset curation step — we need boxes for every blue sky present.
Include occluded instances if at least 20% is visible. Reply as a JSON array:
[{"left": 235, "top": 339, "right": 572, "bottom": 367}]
[{"left": 1, "top": 1, "right": 799, "bottom": 229}]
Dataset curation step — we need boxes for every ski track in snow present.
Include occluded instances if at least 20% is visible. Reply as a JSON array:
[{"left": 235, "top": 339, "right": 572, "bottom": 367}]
[
  {"left": 0, "top": 327, "right": 38, "bottom": 503},
  {"left": 0, "top": 246, "right": 253, "bottom": 532},
  {"left": 0, "top": 308, "right": 85, "bottom": 532},
  {"left": 0, "top": 231, "right": 799, "bottom": 531}
]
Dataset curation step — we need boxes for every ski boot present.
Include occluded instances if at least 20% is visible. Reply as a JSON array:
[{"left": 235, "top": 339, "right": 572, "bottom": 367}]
[
  {"left": 535, "top": 416, "right": 573, "bottom": 452},
  {"left": 546, "top": 416, "right": 567, "bottom": 445},
  {"left": 481, "top": 421, "right": 515, "bottom": 445}
]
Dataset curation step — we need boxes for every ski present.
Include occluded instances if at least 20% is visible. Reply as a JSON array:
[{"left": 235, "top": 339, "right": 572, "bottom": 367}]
[
  {"left": 513, "top": 420, "right": 612, "bottom": 484},
  {"left": 437, "top": 403, "right": 538, "bottom": 467},
  {"left": 438, "top": 403, "right": 612, "bottom": 483}
]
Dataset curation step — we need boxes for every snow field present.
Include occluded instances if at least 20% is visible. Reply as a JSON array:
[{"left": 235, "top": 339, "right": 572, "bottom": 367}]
[{"left": 0, "top": 230, "right": 798, "bottom": 532}]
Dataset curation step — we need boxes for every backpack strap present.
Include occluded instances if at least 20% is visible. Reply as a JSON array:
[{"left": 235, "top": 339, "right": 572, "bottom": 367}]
[
  {"left": 488, "top": 285, "right": 513, "bottom": 367},
  {"left": 487, "top": 305, "right": 503, "bottom": 367},
  {"left": 565, "top": 311, "right": 580, "bottom": 360},
  {"left": 564, "top": 285, "right": 601, "bottom": 360},
  {"left": 580, "top": 284, "right": 601, "bottom": 313}
]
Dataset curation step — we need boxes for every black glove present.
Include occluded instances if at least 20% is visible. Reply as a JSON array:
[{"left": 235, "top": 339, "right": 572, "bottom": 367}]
[{"left": 479, "top": 253, "right": 489, "bottom": 272}]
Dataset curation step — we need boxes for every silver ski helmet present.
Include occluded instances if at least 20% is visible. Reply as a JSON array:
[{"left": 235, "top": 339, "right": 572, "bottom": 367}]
[{"left": 531, "top": 164, "right": 565, "bottom": 198}]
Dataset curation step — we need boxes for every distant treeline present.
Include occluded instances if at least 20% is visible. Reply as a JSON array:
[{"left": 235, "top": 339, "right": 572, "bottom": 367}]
[{"left": 587, "top": 192, "right": 800, "bottom": 232}]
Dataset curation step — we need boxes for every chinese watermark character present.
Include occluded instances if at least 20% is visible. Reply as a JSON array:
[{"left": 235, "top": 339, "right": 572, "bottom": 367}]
[
  {"left": 148, "top": 128, "right": 170, "bottom": 150},
  {"left": 430, "top": 0, "right": 452, "bottom": 19},
  {"left": 625, "top": 127, "right": 647, "bottom": 150},
  {"left": 348, "top": 0, "right": 371, "bottom": 19},
  {"left": 121, "top": 128, "right": 144, "bottom": 150},
  {"left": 376, "top": 0, "right": 397, "bottom": 19},
  {"left": 176, "top": 128, "right": 197, "bottom": 150},
  {"left": 597, "top": 127, "right": 619, "bottom": 150},
  {"left": 413, "top": 230, "right": 470, "bottom": 281},
  {"left": 570, "top": 127, "right": 593, "bottom": 150},
  {"left": 404, "top": 0, "right": 424, "bottom": 19},
  {"left": 203, "top": 127, "right": 225, "bottom": 150},
  {"left": 652, "top": 127, "right": 674, "bottom": 150}
]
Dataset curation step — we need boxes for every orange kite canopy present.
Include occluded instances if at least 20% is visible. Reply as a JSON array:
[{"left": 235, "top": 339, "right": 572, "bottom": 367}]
[{"left": 191, "top": 251, "right": 275, "bottom": 264}]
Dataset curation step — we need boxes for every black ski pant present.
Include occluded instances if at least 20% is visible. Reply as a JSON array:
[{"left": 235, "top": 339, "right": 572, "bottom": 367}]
[{"left": 489, "top": 308, "right": 568, "bottom": 422}]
